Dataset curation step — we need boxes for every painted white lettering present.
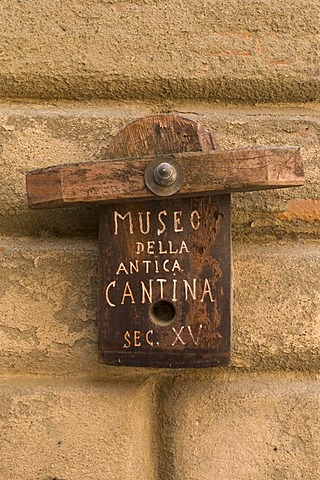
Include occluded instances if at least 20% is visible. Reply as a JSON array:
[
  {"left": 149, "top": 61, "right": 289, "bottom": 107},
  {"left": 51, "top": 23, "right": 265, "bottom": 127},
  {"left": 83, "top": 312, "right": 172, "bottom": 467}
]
[
  {"left": 136, "top": 241, "right": 190, "bottom": 255},
  {"left": 142, "top": 260, "right": 151, "bottom": 274},
  {"left": 184, "top": 279, "right": 197, "bottom": 300},
  {"left": 179, "top": 240, "right": 190, "bottom": 254},
  {"left": 114, "top": 211, "right": 133, "bottom": 235},
  {"left": 200, "top": 278, "right": 214, "bottom": 302},
  {"left": 172, "top": 279, "right": 177, "bottom": 302},
  {"left": 168, "top": 241, "right": 178, "bottom": 254},
  {"left": 172, "top": 326, "right": 185, "bottom": 346},
  {"left": 134, "top": 330, "right": 141, "bottom": 347},
  {"left": 121, "top": 281, "right": 135, "bottom": 304},
  {"left": 172, "top": 259, "right": 183, "bottom": 272},
  {"left": 138, "top": 212, "right": 151, "bottom": 234},
  {"left": 157, "top": 210, "right": 168, "bottom": 235},
  {"left": 141, "top": 280, "right": 153, "bottom": 304},
  {"left": 155, "top": 259, "right": 159, "bottom": 273},
  {"left": 158, "top": 241, "right": 168, "bottom": 254},
  {"left": 116, "top": 262, "right": 128, "bottom": 275},
  {"left": 147, "top": 241, "right": 155, "bottom": 254},
  {"left": 188, "top": 324, "right": 202, "bottom": 345},
  {"left": 129, "top": 260, "right": 139, "bottom": 274},
  {"left": 173, "top": 211, "right": 183, "bottom": 232},
  {"left": 163, "top": 259, "right": 170, "bottom": 272},
  {"left": 106, "top": 281, "right": 116, "bottom": 307},
  {"left": 190, "top": 210, "right": 201, "bottom": 230},
  {"left": 123, "top": 330, "right": 155, "bottom": 348},
  {"left": 157, "top": 279, "right": 167, "bottom": 299},
  {"left": 146, "top": 330, "right": 154, "bottom": 347},
  {"left": 123, "top": 330, "right": 131, "bottom": 348},
  {"left": 136, "top": 242, "right": 144, "bottom": 255}
]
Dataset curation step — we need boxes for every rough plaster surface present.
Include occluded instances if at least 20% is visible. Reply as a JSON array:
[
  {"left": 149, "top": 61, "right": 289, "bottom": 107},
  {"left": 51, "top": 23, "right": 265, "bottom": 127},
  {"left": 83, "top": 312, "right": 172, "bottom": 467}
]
[
  {"left": 0, "top": 103, "right": 319, "bottom": 241},
  {"left": 0, "top": 376, "right": 156, "bottom": 480},
  {"left": 0, "top": 1, "right": 319, "bottom": 102},
  {"left": 0, "top": 0, "right": 319, "bottom": 477},
  {"left": 0, "top": 238, "right": 319, "bottom": 375},
  {"left": 233, "top": 243, "right": 320, "bottom": 371},
  {"left": 157, "top": 372, "right": 320, "bottom": 480}
]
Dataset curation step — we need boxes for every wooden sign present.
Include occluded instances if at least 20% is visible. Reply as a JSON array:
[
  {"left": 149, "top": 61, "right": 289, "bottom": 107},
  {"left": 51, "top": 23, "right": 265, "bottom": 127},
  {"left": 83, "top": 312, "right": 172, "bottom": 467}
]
[
  {"left": 98, "top": 195, "right": 230, "bottom": 367},
  {"left": 26, "top": 114, "right": 304, "bottom": 368},
  {"left": 96, "top": 115, "right": 232, "bottom": 367}
]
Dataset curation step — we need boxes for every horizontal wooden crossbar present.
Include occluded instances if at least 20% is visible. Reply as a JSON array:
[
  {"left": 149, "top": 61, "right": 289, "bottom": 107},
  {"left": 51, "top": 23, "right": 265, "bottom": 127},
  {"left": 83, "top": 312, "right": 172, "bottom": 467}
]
[{"left": 26, "top": 146, "right": 304, "bottom": 209}]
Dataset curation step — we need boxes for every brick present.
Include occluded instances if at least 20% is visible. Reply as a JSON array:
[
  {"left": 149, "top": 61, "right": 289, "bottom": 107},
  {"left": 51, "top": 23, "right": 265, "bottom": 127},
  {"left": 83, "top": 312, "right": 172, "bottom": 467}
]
[
  {"left": 158, "top": 372, "right": 320, "bottom": 480},
  {"left": 0, "top": 376, "right": 155, "bottom": 480},
  {"left": 0, "top": 104, "right": 319, "bottom": 241},
  {"left": 0, "top": 239, "right": 319, "bottom": 374},
  {"left": 0, "top": 1, "right": 319, "bottom": 102}
]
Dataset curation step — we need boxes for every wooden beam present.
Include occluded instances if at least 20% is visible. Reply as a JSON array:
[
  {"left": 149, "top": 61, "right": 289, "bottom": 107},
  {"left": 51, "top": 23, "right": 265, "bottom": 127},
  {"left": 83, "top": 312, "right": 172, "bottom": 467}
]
[{"left": 26, "top": 146, "right": 304, "bottom": 209}]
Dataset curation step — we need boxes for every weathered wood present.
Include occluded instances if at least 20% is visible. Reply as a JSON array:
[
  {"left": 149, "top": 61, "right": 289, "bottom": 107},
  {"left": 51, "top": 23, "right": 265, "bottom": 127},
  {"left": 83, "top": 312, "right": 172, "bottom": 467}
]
[
  {"left": 26, "top": 145, "right": 304, "bottom": 209},
  {"left": 103, "top": 114, "right": 221, "bottom": 159},
  {"left": 98, "top": 196, "right": 231, "bottom": 367},
  {"left": 25, "top": 113, "right": 305, "bottom": 368},
  {"left": 97, "top": 114, "right": 231, "bottom": 367}
]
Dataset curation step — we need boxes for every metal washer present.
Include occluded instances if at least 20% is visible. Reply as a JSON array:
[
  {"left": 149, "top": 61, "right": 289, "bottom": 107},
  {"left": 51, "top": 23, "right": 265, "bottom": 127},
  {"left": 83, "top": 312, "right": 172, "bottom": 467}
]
[{"left": 144, "top": 156, "right": 185, "bottom": 196}]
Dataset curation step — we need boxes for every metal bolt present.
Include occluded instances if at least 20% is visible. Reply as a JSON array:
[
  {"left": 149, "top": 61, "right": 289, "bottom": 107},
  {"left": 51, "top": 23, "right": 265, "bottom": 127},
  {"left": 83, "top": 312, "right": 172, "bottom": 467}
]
[
  {"left": 144, "top": 157, "right": 184, "bottom": 196},
  {"left": 153, "top": 162, "right": 177, "bottom": 186}
]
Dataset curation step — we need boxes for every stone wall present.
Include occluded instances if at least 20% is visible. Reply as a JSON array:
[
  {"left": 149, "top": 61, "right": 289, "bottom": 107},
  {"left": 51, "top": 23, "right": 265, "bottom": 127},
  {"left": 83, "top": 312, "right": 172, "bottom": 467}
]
[{"left": 0, "top": 2, "right": 319, "bottom": 479}]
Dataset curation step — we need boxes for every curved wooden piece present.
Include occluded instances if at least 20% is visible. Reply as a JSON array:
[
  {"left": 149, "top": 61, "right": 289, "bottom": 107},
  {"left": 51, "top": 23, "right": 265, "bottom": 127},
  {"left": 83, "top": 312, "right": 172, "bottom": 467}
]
[{"left": 103, "top": 114, "right": 221, "bottom": 159}]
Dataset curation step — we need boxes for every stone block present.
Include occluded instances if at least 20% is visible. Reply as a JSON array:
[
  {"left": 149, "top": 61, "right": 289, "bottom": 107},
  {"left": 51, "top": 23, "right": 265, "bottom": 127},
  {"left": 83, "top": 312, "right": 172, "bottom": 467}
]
[
  {"left": 0, "top": 104, "right": 319, "bottom": 241},
  {"left": 0, "top": 238, "right": 319, "bottom": 374},
  {"left": 0, "top": 1, "right": 319, "bottom": 102},
  {"left": 233, "top": 243, "right": 320, "bottom": 371},
  {"left": 0, "top": 376, "right": 155, "bottom": 480},
  {"left": 158, "top": 372, "right": 320, "bottom": 480},
  {"left": 0, "top": 238, "right": 100, "bottom": 375}
]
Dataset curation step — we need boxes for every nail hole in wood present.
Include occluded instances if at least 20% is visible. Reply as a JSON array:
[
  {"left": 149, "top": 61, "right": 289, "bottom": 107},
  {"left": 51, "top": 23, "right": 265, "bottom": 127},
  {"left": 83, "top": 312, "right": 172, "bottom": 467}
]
[{"left": 149, "top": 300, "right": 176, "bottom": 326}]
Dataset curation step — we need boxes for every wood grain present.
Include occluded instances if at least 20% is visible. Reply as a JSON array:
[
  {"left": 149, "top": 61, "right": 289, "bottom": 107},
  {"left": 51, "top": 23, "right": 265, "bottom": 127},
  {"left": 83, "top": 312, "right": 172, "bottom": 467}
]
[
  {"left": 97, "top": 114, "right": 231, "bottom": 367},
  {"left": 98, "top": 196, "right": 231, "bottom": 367},
  {"left": 26, "top": 145, "right": 304, "bottom": 208},
  {"left": 25, "top": 113, "right": 305, "bottom": 368}
]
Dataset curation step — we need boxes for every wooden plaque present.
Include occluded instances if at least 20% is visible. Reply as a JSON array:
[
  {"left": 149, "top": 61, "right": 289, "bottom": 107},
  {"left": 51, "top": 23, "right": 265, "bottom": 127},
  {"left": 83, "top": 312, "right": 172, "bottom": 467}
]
[{"left": 98, "top": 195, "right": 231, "bottom": 367}]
